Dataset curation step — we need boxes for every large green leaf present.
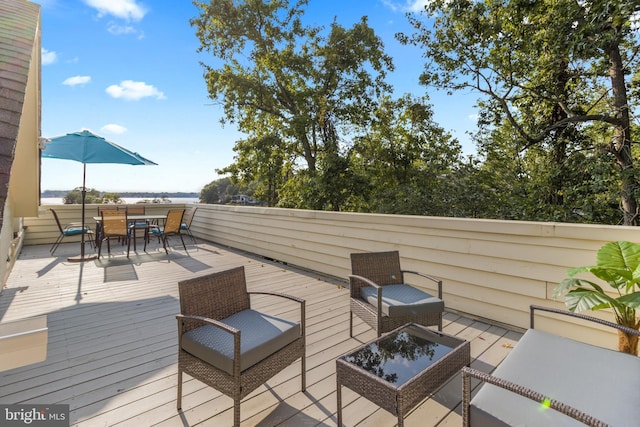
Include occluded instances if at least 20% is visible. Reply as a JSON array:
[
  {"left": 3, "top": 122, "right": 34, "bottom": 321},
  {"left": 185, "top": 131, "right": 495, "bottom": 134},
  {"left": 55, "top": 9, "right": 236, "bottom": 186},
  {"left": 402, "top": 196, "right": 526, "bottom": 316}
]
[
  {"left": 581, "top": 266, "right": 630, "bottom": 287},
  {"left": 553, "top": 277, "right": 606, "bottom": 299},
  {"left": 596, "top": 241, "right": 640, "bottom": 272},
  {"left": 619, "top": 292, "right": 640, "bottom": 309},
  {"left": 557, "top": 242, "right": 640, "bottom": 320},
  {"left": 633, "top": 264, "right": 640, "bottom": 287},
  {"left": 563, "top": 288, "right": 618, "bottom": 312}
]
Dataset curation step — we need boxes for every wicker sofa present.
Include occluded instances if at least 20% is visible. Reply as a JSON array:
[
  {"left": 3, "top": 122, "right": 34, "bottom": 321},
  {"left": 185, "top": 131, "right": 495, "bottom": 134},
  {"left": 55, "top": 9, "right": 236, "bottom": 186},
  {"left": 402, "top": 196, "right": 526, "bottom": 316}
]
[{"left": 462, "top": 305, "right": 640, "bottom": 427}]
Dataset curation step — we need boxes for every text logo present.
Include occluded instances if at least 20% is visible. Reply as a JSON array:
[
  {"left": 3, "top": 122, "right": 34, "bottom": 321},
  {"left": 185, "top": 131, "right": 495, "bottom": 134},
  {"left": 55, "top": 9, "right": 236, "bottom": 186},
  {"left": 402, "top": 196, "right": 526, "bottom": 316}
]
[{"left": 0, "top": 405, "right": 69, "bottom": 426}]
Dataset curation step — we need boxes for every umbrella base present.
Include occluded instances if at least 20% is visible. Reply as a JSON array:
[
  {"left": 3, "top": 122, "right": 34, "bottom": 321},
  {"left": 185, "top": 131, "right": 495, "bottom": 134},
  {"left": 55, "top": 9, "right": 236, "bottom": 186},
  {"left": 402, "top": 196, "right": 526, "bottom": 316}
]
[{"left": 67, "top": 255, "right": 99, "bottom": 263}]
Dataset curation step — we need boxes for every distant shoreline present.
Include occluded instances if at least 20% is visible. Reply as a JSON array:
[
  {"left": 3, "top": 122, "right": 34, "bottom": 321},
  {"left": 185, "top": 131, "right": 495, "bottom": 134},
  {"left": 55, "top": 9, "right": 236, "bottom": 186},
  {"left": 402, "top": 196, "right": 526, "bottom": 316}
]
[
  {"left": 41, "top": 190, "right": 199, "bottom": 198},
  {"left": 40, "top": 197, "right": 200, "bottom": 205}
]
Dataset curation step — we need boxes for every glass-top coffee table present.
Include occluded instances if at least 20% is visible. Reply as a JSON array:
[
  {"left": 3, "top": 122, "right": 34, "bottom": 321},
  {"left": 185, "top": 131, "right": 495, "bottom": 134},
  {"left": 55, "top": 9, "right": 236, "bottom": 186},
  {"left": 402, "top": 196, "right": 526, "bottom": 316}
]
[{"left": 336, "top": 323, "right": 470, "bottom": 426}]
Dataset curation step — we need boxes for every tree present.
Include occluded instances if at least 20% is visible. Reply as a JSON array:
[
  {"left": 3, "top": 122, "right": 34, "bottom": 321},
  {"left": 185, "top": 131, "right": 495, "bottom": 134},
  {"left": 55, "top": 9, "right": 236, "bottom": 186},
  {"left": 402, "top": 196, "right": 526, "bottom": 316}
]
[
  {"left": 64, "top": 188, "right": 100, "bottom": 204},
  {"left": 101, "top": 193, "right": 123, "bottom": 204},
  {"left": 200, "top": 177, "right": 257, "bottom": 204},
  {"left": 218, "top": 134, "right": 290, "bottom": 206},
  {"left": 63, "top": 188, "right": 122, "bottom": 204},
  {"left": 400, "top": 0, "right": 640, "bottom": 225},
  {"left": 200, "top": 179, "right": 225, "bottom": 204},
  {"left": 351, "top": 95, "right": 462, "bottom": 215},
  {"left": 192, "top": 0, "right": 393, "bottom": 209},
  {"left": 470, "top": 111, "right": 622, "bottom": 224}
]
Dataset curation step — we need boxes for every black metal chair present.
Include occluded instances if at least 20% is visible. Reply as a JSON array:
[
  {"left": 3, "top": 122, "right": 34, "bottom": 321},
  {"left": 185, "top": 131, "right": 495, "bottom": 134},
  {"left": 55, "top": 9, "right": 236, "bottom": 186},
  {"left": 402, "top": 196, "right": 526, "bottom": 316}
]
[
  {"left": 50, "top": 208, "right": 94, "bottom": 255},
  {"left": 151, "top": 208, "right": 187, "bottom": 253},
  {"left": 97, "top": 210, "right": 130, "bottom": 258},
  {"left": 180, "top": 207, "right": 197, "bottom": 245},
  {"left": 126, "top": 205, "right": 150, "bottom": 251}
]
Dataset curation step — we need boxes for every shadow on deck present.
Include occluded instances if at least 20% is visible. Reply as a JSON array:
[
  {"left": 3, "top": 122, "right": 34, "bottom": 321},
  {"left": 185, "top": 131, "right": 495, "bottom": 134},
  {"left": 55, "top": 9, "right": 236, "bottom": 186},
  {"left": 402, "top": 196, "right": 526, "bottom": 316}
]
[{"left": 0, "top": 240, "right": 521, "bottom": 426}]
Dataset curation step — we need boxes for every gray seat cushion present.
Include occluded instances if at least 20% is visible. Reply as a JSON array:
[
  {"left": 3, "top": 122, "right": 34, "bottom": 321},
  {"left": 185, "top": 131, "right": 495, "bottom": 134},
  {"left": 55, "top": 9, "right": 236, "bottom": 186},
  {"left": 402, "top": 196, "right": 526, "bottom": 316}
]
[
  {"left": 470, "top": 329, "right": 640, "bottom": 426},
  {"left": 360, "top": 284, "right": 443, "bottom": 317},
  {"left": 181, "top": 309, "right": 301, "bottom": 375}
]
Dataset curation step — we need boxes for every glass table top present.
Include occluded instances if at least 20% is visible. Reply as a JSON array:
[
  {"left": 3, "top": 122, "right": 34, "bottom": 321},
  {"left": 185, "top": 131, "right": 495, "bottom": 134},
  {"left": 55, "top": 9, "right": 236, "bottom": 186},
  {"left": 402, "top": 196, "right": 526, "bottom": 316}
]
[{"left": 343, "top": 324, "right": 455, "bottom": 386}]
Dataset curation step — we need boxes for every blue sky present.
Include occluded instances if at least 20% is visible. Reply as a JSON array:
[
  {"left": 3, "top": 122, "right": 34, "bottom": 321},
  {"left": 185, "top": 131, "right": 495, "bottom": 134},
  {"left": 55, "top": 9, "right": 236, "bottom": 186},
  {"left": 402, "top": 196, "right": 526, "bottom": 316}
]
[{"left": 37, "top": 0, "right": 479, "bottom": 193}]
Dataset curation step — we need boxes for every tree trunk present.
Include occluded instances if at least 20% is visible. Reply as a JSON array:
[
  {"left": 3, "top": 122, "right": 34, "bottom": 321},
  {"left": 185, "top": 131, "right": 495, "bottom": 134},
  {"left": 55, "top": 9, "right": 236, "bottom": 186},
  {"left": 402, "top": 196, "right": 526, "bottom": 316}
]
[
  {"left": 618, "top": 329, "right": 639, "bottom": 356},
  {"left": 608, "top": 43, "right": 638, "bottom": 226},
  {"left": 548, "top": 58, "right": 570, "bottom": 207}
]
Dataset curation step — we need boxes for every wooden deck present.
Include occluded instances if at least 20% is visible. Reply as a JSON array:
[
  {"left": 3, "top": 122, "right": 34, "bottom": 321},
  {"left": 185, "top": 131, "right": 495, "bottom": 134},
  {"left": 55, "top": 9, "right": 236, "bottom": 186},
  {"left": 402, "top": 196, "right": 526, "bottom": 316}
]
[{"left": 0, "top": 239, "right": 522, "bottom": 426}]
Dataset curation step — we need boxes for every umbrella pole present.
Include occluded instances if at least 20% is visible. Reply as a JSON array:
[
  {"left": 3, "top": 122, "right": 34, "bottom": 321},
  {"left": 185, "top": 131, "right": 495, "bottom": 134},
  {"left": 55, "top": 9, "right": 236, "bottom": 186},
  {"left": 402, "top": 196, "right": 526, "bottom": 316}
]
[{"left": 68, "top": 164, "right": 97, "bottom": 262}]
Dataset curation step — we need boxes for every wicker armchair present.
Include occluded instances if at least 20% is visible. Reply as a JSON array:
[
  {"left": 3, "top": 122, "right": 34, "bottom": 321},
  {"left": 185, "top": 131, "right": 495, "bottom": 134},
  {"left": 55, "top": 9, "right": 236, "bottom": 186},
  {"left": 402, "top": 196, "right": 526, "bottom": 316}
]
[
  {"left": 176, "top": 266, "right": 306, "bottom": 427},
  {"left": 349, "top": 251, "right": 444, "bottom": 337}
]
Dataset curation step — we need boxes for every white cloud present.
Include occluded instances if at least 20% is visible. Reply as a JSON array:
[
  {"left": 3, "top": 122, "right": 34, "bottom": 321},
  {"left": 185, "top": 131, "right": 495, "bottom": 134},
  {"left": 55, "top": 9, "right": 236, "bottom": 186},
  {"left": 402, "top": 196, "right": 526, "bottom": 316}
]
[
  {"left": 381, "top": 0, "right": 400, "bottom": 12},
  {"left": 101, "top": 124, "right": 127, "bottom": 134},
  {"left": 107, "top": 23, "right": 136, "bottom": 35},
  {"left": 41, "top": 48, "right": 57, "bottom": 65},
  {"left": 84, "top": 0, "right": 147, "bottom": 21},
  {"left": 107, "top": 22, "right": 145, "bottom": 39},
  {"left": 105, "top": 80, "right": 166, "bottom": 101},
  {"left": 407, "top": 0, "right": 430, "bottom": 12},
  {"left": 63, "top": 75, "right": 91, "bottom": 86},
  {"left": 382, "top": 0, "right": 431, "bottom": 13}
]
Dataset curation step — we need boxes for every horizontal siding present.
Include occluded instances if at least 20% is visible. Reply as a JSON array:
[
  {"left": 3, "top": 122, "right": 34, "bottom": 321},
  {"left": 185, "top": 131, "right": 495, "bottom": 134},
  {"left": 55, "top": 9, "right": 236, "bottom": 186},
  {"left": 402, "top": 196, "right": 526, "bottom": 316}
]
[{"left": 23, "top": 203, "right": 640, "bottom": 349}]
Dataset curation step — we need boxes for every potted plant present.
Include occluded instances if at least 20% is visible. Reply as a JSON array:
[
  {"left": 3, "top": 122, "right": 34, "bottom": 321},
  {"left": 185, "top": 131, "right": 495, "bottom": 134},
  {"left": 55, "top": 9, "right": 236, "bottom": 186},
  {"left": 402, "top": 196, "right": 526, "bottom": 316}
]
[{"left": 554, "top": 240, "right": 640, "bottom": 355}]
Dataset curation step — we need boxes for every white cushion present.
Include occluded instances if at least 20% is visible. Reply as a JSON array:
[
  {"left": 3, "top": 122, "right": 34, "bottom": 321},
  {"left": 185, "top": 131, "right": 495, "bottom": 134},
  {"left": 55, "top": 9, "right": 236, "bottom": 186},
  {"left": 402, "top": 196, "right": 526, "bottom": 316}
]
[{"left": 470, "top": 329, "right": 640, "bottom": 426}]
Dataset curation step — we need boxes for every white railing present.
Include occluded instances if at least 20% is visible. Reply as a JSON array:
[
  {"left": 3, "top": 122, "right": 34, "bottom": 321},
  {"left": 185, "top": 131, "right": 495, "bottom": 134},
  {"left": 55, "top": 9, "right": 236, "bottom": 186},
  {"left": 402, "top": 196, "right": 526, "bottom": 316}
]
[{"left": 25, "top": 203, "right": 640, "bottom": 349}]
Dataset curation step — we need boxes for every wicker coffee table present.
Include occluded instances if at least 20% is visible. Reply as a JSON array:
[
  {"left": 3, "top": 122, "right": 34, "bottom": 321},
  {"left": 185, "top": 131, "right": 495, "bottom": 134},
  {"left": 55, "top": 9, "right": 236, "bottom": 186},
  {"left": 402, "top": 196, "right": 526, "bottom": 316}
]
[{"left": 336, "top": 323, "right": 470, "bottom": 427}]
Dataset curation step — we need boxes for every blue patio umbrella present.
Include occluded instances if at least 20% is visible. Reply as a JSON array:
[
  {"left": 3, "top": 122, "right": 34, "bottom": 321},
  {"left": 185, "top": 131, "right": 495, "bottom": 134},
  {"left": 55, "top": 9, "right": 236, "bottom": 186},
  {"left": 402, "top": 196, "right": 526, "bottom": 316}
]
[{"left": 42, "top": 130, "right": 157, "bottom": 261}]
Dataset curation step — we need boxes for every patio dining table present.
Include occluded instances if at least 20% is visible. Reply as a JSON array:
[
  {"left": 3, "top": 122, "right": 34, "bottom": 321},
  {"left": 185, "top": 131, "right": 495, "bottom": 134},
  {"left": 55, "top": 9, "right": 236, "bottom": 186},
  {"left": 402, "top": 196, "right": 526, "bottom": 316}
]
[{"left": 93, "top": 214, "right": 167, "bottom": 251}]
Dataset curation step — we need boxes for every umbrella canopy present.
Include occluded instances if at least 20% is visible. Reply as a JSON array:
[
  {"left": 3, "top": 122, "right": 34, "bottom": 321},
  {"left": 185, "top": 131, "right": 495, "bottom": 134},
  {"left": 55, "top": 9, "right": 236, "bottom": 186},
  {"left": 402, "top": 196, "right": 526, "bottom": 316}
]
[
  {"left": 41, "top": 130, "right": 157, "bottom": 261},
  {"left": 42, "top": 130, "right": 157, "bottom": 166}
]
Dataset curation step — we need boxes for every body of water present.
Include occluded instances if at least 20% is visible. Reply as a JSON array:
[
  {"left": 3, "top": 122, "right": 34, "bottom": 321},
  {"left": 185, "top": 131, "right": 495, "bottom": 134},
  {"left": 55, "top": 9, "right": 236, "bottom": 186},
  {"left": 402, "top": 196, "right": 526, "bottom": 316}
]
[{"left": 40, "top": 197, "right": 200, "bottom": 205}]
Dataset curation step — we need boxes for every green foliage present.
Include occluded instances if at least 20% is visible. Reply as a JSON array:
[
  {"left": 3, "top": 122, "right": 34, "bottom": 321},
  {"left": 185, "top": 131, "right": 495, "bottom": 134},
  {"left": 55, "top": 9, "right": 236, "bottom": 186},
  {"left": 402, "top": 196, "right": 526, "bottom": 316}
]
[
  {"left": 554, "top": 241, "right": 640, "bottom": 328},
  {"left": 193, "top": 0, "right": 394, "bottom": 209},
  {"left": 218, "top": 135, "right": 290, "bottom": 206},
  {"left": 199, "top": 180, "right": 222, "bottom": 204},
  {"left": 400, "top": 0, "right": 640, "bottom": 225},
  {"left": 200, "top": 176, "right": 257, "bottom": 204},
  {"left": 101, "top": 193, "right": 124, "bottom": 204},
  {"left": 350, "top": 95, "right": 462, "bottom": 215},
  {"left": 64, "top": 188, "right": 99, "bottom": 204},
  {"left": 194, "top": 0, "right": 639, "bottom": 225},
  {"left": 63, "top": 188, "right": 123, "bottom": 204},
  {"left": 192, "top": 0, "right": 393, "bottom": 171}
]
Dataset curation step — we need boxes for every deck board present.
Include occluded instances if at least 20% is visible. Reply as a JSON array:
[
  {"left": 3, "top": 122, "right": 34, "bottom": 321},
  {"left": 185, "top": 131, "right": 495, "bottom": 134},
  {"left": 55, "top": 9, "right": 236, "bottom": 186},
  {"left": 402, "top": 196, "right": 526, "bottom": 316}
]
[{"left": 0, "top": 240, "right": 522, "bottom": 426}]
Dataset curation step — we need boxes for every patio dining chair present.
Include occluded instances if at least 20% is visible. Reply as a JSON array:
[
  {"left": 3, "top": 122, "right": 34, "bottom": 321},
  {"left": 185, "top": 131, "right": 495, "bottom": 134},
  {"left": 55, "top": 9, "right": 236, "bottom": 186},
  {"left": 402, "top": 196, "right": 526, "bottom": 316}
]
[
  {"left": 96, "top": 205, "right": 119, "bottom": 244},
  {"left": 97, "top": 205, "right": 119, "bottom": 215},
  {"left": 126, "top": 205, "right": 150, "bottom": 250},
  {"left": 349, "top": 250, "right": 444, "bottom": 337},
  {"left": 97, "top": 210, "right": 130, "bottom": 258},
  {"left": 150, "top": 208, "right": 186, "bottom": 253},
  {"left": 176, "top": 266, "right": 306, "bottom": 427},
  {"left": 49, "top": 208, "right": 94, "bottom": 255},
  {"left": 180, "top": 207, "right": 197, "bottom": 245}
]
